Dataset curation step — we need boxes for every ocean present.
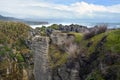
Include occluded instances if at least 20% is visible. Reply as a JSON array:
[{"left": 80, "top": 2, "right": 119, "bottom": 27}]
[{"left": 30, "top": 22, "right": 120, "bottom": 29}]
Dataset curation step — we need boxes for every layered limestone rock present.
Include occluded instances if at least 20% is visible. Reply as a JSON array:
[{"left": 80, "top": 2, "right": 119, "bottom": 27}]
[
  {"left": 31, "top": 35, "right": 51, "bottom": 80},
  {"left": 50, "top": 30, "right": 67, "bottom": 45}
]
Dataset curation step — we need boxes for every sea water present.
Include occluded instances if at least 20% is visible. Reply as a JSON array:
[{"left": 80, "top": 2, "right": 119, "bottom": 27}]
[{"left": 30, "top": 22, "right": 120, "bottom": 29}]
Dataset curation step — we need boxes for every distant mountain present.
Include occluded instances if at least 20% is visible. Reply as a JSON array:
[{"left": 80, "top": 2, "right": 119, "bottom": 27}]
[
  {"left": 0, "top": 15, "right": 21, "bottom": 21},
  {"left": 0, "top": 15, "right": 48, "bottom": 25}
]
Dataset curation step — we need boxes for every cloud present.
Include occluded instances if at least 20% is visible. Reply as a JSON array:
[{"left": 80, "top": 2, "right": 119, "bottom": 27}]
[{"left": 0, "top": 0, "right": 120, "bottom": 21}]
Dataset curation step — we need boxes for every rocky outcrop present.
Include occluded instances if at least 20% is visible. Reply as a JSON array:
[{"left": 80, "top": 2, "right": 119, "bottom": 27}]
[
  {"left": 50, "top": 30, "right": 67, "bottom": 45},
  {"left": 58, "top": 24, "right": 89, "bottom": 33},
  {"left": 46, "top": 24, "right": 89, "bottom": 36},
  {"left": 31, "top": 35, "right": 51, "bottom": 80}
]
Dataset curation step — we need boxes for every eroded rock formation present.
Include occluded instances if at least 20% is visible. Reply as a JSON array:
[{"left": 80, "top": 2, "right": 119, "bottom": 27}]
[{"left": 31, "top": 36, "right": 51, "bottom": 80}]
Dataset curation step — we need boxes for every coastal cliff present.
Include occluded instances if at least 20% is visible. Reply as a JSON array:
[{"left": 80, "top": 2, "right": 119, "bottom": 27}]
[{"left": 0, "top": 21, "right": 120, "bottom": 80}]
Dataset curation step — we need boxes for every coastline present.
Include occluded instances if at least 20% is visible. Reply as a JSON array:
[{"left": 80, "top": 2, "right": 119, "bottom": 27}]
[{"left": 30, "top": 22, "right": 120, "bottom": 29}]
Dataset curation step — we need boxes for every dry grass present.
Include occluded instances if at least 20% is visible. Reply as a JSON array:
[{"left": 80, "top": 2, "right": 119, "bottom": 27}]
[{"left": 66, "top": 43, "right": 79, "bottom": 58}]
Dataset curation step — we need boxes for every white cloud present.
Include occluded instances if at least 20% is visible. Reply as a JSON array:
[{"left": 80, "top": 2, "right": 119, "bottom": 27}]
[
  {"left": 107, "top": 4, "right": 120, "bottom": 13},
  {"left": 0, "top": 0, "right": 120, "bottom": 20}
]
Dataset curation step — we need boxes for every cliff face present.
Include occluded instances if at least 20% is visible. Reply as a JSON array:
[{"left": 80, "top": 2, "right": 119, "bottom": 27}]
[
  {"left": 31, "top": 36, "right": 51, "bottom": 80},
  {"left": 30, "top": 33, "right": 80, "bottom": 80}
]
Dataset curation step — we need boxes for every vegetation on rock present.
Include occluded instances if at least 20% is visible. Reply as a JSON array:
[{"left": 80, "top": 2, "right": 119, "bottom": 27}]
[
  {"left": 48, "top": 25, "right": 120, "bottom": 80},
  {"left": 0, "top": 21, "right": 120, "bottom": 80},
  {"left": 0, "top": 21, "right": 33, "bottom": 80}
]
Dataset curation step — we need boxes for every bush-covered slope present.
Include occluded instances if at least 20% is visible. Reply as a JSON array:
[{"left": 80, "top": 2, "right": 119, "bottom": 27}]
[{"left": 0, "top": 21, "right": 34, "bottom": 80}]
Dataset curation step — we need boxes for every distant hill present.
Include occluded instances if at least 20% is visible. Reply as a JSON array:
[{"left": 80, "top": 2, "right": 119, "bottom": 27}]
[
  {"left": 0, "top": 15, "right": 21, "bottom": 21},
  {"left": 0, "top": 15, "right": 48, "bottom": 25}
]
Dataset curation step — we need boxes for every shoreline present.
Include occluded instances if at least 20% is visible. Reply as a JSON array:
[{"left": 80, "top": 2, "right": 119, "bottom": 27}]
[{"left": 30, "top": 22, "right": 120, "bottom": 29}]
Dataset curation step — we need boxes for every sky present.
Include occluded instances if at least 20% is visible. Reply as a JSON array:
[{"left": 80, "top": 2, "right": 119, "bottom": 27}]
[{"left": 0, "top": 0, "right": 120, "bottom": 22}]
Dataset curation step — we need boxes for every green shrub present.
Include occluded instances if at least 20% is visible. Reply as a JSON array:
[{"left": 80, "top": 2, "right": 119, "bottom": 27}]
[
  {"left": 48, "top": 24, "right": 59, "bottom": 30},
  {"left": 16, "top": 53, "right": 24, "bottom": 62}
]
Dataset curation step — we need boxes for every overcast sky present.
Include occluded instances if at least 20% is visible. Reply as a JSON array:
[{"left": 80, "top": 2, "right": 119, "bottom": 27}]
[{"left": 0, "top": 0, "right": 120, "bottom": 22}]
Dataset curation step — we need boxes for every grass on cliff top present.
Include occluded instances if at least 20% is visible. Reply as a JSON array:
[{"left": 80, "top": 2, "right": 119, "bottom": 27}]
[
  {"left": 105, "top": 30, "right": 120, "bottom": 53},
  {"left": 0, "top": 21, "right": 31, "bottom": 51},
  {"left": 78, "top": 32, "right": 106, "bottom": 57},
  {"left": 85, "top": 29, "right": 120, "bottom": 56},
  {"left": 0, "top": 21, "right": 31, "bottom": 44},
  {"left": 68, "top": 32, "right": 83, "bottom": 43}
]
